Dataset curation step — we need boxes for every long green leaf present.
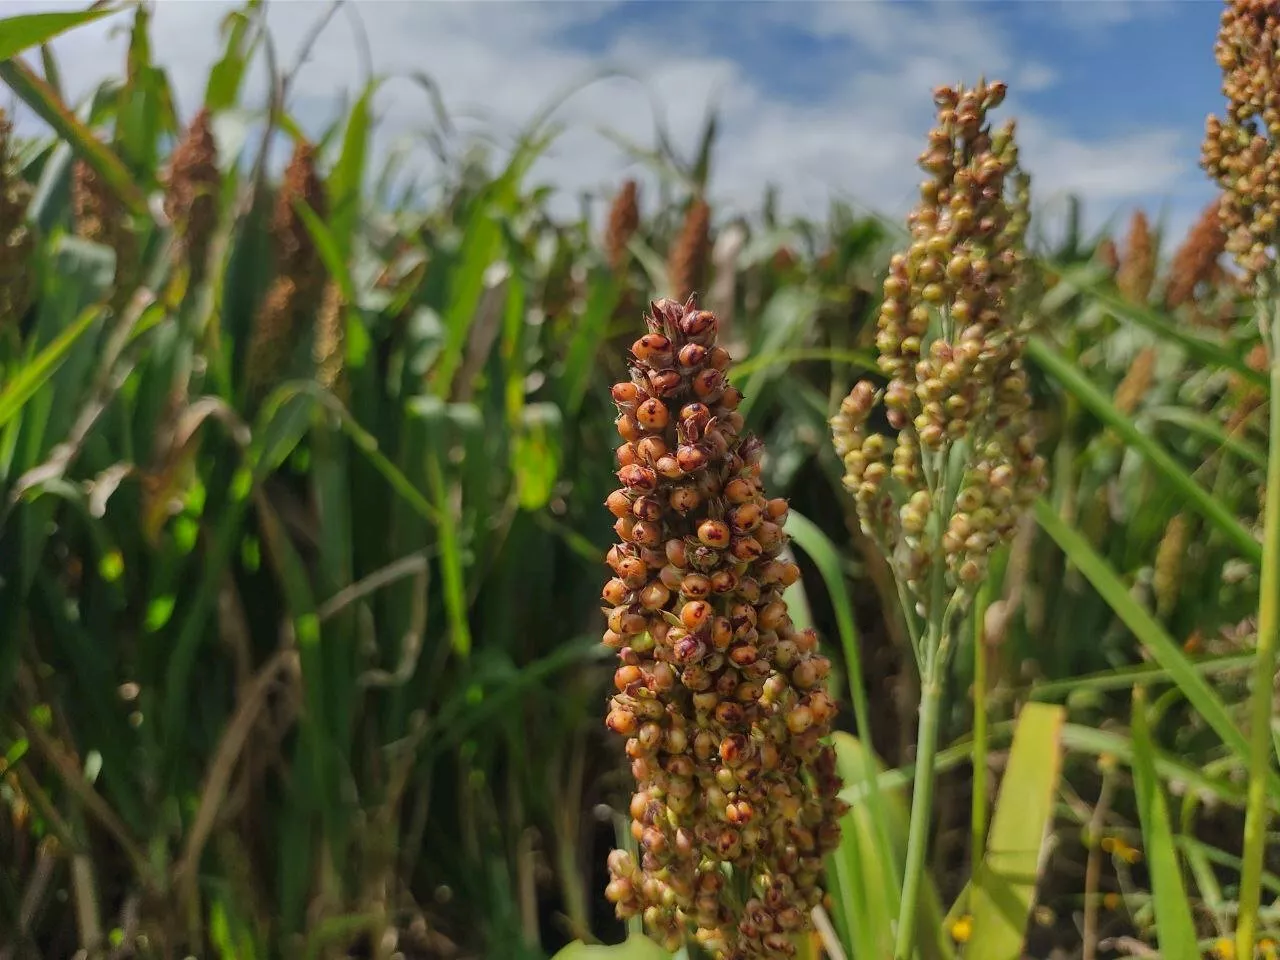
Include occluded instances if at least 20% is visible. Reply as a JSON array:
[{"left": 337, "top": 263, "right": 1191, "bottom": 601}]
[
  {"left": 0, "top": 304, "right": 102, "bottom": 429},
  {"left": 0, "top": 58, "right": 148, "bottom": 218},
  {"left": 1131, "top": 687, "right": 1200, "bottom": 960},
  {"left": 0, "top": 9, "right": 116, "bottom": 61},
  {"left": 968, "top": 702, "right": 1065, "bottom": 960},
  {"left": 1043, "top": 262, "right": 1267, "bottom": 390},
  {"left": 1034, "top": 498, "right": 1279, "bottom": 796},
  {"left": 328, "top": 80, "right": 376, "bottom": 264},
  {"left": 1027, "top": 337, "right": 1260, "bottom": 563}
]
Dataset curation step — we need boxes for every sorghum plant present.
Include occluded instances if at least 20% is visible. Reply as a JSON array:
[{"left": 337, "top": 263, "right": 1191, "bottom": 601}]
[
  {"left": 244, "top": 138, "right": 327, "bottom": 393},
  {"left": 602, "top": 295, "right": 846, "bottom": 959},
  {"left": 162, "top": 106, "right": 220, "bottom": 286},
  {"left": 829, "top": 80, "right": 1044, "bottom": 959},
  {"left": 1203, "top": 2, "right": 1280, "bottom": 953},
  {"left": 668, "top": 198, "right": 712, "bottom": 304},
  {"left": 0, "top": 109, "right": 33, "bottom": 327}
]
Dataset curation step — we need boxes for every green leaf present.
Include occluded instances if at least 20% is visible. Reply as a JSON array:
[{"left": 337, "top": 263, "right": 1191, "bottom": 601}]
[
  {"left": 827, "top": 733, "right": 953, "bottom": 960},
  {"left": 1131, "top": 687, "right": 1200, "bottom": 960},
  {"left": 0, "top": 304, "right": 103, "bottom": 430},
  {"left": 1034, "top": 498, "right": 1279, "bottom": 797},
  {"left": 204, "top": 2, "right": 260, "bottom": 111},
  {"left": 550, "top": 933, "right": 670, "bottom": 960},
  {"left": 0, "top": 58, "right": 148, "bottom": 218},
  {"left": 561, "top": 267, "right": 619, "bottom": 415},
  {"left": 328, "top": 80, "right": 376, "bottom": 264},
  {"left": 968, "top": 702, "right": 1066, "bottom": 960},
  {"left": 1027, "top": 337, "right": 1260, "bottom": 563},
  {"left": 737, "top": 287, "right": 822, "bottom": 422},
  {"left": 0, "top": 8, "right": 116, "bottom": 61},
  {"left": 513, "top": 403, "right": 562, "bottom": 511},
  {"left": 1043, "top": 262, "right": 1267, "bottom": 390},
  {"left": 292, "top": 197, "right": 354, "bottom": 301},
  {"left": 1148, "top": 405, "right": 1267, "bottom": 470}
]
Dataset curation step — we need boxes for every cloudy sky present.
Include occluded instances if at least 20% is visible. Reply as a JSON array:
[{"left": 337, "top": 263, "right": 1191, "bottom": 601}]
[{"left": 8, "top": 0, "right": 1231, "bottom": 249}]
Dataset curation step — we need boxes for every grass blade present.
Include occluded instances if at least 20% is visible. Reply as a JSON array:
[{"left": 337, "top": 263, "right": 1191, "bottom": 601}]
[
  {"left": 0, "top": 304, "right": 103, "bottom": 429},
  {"left": 0, "top": 58, "right": 149, "bottom": 218},
  {"left": 1237, "top": 302, "right": 1280, "bottom": 957},
  {"left": 1034, "top": 498, "right": 1278, "bottom": 795},
  {"left": 968, "top": 702, "right": 1065, "bottom": 960},
  {"left": 1130, "top": 687, "right": 1200, "bottom": 960},
  {"left": 0, "top": 9, "right": 116, "bottom": 61},
  {"left": 1027, "top": 336, "right": 1260, "bottom": 563},
  {"left": 1043, "top": 262, "right": 1267, "bottom": 390}
]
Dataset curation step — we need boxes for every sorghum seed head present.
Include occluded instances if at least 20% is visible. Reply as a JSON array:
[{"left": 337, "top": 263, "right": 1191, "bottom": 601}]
[{"left": 602, "top": 296, "right": 842, "bottom": 956}]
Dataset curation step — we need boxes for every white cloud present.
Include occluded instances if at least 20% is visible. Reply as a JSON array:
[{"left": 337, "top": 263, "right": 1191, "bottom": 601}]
[{"left": 5, "top": 0, "right": 1206, "bottom": 243}]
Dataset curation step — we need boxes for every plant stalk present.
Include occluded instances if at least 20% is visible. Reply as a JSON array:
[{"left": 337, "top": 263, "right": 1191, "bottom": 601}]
[
  {"left": 1236, "top": 293, "right": 1280, "bottom": 959},
  {"left": 970, "top": 580, "right": 991, "bottom": 874},
  {"left": 895, "top": 618, "right": 946, "bottom": 960}
]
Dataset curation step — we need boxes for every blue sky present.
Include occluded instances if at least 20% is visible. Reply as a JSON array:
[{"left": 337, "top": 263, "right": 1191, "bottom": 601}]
[{"left": 10, "top": 0, "right": 1236, "bottom": 250}]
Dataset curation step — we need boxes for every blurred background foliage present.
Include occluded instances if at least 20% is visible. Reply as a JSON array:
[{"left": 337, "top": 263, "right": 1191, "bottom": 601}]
[{"left": 0, "top": 4, "right": 1275, "bottom": 960}]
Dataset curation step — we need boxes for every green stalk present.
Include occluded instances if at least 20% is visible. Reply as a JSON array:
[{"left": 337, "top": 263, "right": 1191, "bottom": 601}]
[
  {"left": 895, "top": 616, "right": 946, "bottom": 960},
  {"left": 970, "top": 580, "right": 991, "bottom": 874},
  {"left": 1236, "top": 293, "right": 1280, "bottom": 958}
]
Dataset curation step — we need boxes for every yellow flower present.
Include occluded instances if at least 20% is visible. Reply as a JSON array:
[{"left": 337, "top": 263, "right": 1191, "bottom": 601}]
[
  {"left": 949, "top": 915, "right": 973, "bottom": 944},
  {"left": 1213, "top": 937, "right": 1235, "bottom": 960}
]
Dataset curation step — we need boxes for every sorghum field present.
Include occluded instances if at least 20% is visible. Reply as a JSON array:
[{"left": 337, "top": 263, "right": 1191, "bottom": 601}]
[{"left": 1, "top": 2, "right": 1279, "bottom": 959}]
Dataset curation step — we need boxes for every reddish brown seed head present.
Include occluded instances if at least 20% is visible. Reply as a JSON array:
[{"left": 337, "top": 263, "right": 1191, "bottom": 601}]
[
  {"left": 692, "top": 368, "right": 724, "bottom": 399},
  {"left": 697, "top": 520, "right": 732, "bottom": 548},
  {"left": 707, "top": 346, "right": 731, "bottom": 370},
  {"left": 709, "top": 569, "right": 739, "bottom": 594},
  {"left": 617, "top": 463, "right": 657, "bottom": 492},
  {"left": 607, "top": 709, "right": 638, "bottom": 735},
  {"left": 611, "top": 381, "right": 640, "bottom": 405},
  {"left": 616, "top": 416, "right": 641, "bottom": 442},
  {"left": 647, "top": 369, "right": 682, "bottom": 396},
  {"left": 632, "top": 333, "right": 673, "bottom": 362},
  {"left": 680, "top": 573, "right": 712, "bottom": 599},
  {"left": 680, "top": 600, "right": 713, "bottom": 630},
  {"left": 680, "top": 402, "right": 711, "bottom": 428},
  {"left": 637, "top": 581, "right": 670, "bottom": 610},
  {"left": 613, "top": 516, "right": 636, "bottom": 542},
  {"left": 616, "top": 443, "right": 636, "bottom": 467},
  {"left": 665, "top": 539, "right": 689, "bottom": 568},
  {"left": 673, "top": 634, "right": 707, "bottom": 665},
  {"left": 616, "top": 555, "right": 648, "bottom": 587},
  {"left": 634, "top": 435, "right": 667, "bottom": 464},
  {"left": 631, "top": 521, "right": 663, "bottom": 547},
  {"left": 606, "top": 489, "right": 633, "bottom": 518},
  {"left": 728, "top": 502, "right": 762, "bottom": 533},
  {"left": 614, "top": 664, "right": 643, "bottom": 691},
  {"left": 679, "top": 309, "right": 717, "bottom": 338},
  {"left": 711, "top": 617, "right": 733, "bottom": 649},
  {"left": 603, "top": 578, "right": 630, "bottom": 605},
  {"left": 636, "top": 397, "right": 670, "bottom": 430},
  {"left": 725, "top": 800, "right": 753, "bottom": 825},
  {"left": 678, "top": 343, "right": 707, "bottom": 367},
  {"left": 669, "top": 485, "right": 701, "bottom": 514},
  {"left": 724, "top": 477, "right": 755, "bottom": 504},
  {"left": 676, "top": 444, "right": 708, "bottom": 473},
  {"left": 654, "top": 455, "right": 683, "bottom": 479},
  {"left": 631, "top": 496, "right": 662, "bottom": 522}
]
